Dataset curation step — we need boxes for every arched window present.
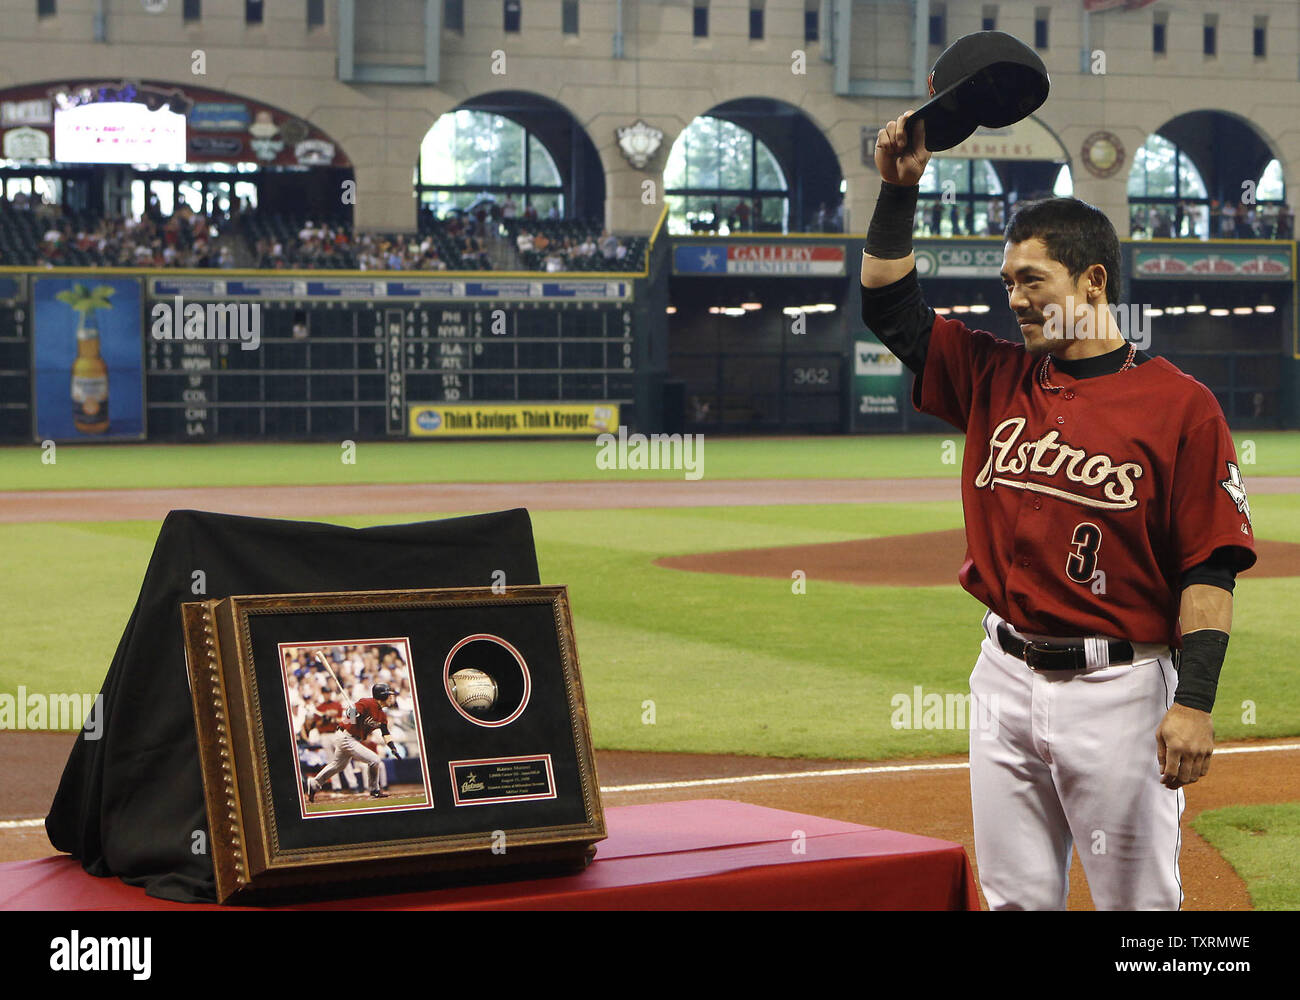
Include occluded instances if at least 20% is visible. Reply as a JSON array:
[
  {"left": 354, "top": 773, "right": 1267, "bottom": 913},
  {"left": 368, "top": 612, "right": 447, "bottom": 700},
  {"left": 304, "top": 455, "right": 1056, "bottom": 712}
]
[
  {"left": 913, "top": 159, "right": 1005, "bottom": 237},
  {"left": 1258, "top": 159, "right": 1285, "bottom": 202},
  {"left": 664, "top": 116, "right": 790, "bottom": 234},
  {"left": 1127, "top": 134, "right": 1208, "bottom": 239},
  {"left": 1052, "top": 164, "right": 1073, "bottom": 197},
  {"left": 416, "top": 109, "right": 563, "bottom": 218}
]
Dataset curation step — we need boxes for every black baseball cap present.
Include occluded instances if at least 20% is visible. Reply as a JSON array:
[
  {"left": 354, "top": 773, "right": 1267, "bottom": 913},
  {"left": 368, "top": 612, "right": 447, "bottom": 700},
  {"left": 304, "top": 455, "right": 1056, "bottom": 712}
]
[{"left": 906, "top": 30, "right": 1050, "bottom": 151}]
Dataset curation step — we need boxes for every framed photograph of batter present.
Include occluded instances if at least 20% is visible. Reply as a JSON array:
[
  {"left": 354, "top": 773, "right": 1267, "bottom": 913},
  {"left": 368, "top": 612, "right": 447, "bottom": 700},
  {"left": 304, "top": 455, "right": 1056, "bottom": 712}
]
[
  {"left": 181, "top": 585, "right": 605, "bottom": 904},
  {"left": 280, "top": 638, "right": 434, "bottom": 819}
]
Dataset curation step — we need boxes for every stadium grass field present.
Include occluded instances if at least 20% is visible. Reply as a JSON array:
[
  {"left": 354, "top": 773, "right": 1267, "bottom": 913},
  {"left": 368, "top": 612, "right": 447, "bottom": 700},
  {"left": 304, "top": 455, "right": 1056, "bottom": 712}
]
[
  {"left": 1, "top": 431, "right": 1299, "bottom": 488},
  {"left": 2, "top": 435, "right": 1297, "bottom": 760},
  {"left": 3, "top": 436, "right": 1298, "bottom": 910},
  {"left": 304, "top": 794, "right": 429, "bottom": 814},
  {"left": 1194, "top": 804, "right": 1300, "bottom": 911}
]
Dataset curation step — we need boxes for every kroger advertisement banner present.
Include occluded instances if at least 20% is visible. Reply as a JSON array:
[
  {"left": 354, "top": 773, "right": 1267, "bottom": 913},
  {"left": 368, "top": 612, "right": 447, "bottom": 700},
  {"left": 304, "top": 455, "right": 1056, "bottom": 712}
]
[{"left": 409, "top": 402, "right": 619, "bottom": 437}]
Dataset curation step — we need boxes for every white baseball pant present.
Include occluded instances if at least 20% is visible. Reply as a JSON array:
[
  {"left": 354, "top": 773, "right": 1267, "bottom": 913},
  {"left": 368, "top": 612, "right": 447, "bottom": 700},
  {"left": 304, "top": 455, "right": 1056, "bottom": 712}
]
[
  {"left": 314, "top": 731, "right": 382, "bottom": 793},
  {"left": 968, "top": 611, "right": 1185, "bottom": 911},
  {"left": 320, "top": 730, "right": 359, "bottom": 790}
]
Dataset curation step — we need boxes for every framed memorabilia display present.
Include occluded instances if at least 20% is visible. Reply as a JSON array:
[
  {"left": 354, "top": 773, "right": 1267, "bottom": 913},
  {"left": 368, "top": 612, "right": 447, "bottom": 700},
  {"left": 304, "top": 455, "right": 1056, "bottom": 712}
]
[{"left": 181, "top": 585, "right": 605, "bottom": 904}]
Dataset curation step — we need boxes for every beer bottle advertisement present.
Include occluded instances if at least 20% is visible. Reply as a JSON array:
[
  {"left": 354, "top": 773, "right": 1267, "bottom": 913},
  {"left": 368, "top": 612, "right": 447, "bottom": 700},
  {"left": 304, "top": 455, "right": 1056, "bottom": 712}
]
[{"left": 33, "top": 277, "right": 144, "bottom": 442}]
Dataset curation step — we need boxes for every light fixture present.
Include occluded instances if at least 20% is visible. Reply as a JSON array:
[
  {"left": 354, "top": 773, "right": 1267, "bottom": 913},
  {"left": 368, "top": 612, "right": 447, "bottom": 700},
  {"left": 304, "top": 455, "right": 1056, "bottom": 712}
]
[
  {"left": 1232, "top": 306, "right": 1253, "bottom": 315},
  {"left": 782, "top": 306, "right": 803, "bottom": 316},
  {"left": 1256, "top": 296, "right": 1275, "bottom": 314},
  {"left": 741, "top": 302, "right": 762, "bottom": 311},
  {"left": 666, "top": 306, "right": 677, "bottom": 314},
  {"left": 1166, "top": 305, "right": 1185, "bottom": 315},
  {"left": 1145, "top": 307, "right": 1164, "bottom": 317},
  {"left": 1209, "top": 308, "right": 1230, "bottom": 316},
  {"left": 1186, "top": 296, "right": 1206, "bottom": 314},
  {"left": 934, "top": 306, "right": 952, "bottom": 315},
  {"left": 969, "top": 294, "right": 990, "bottom": 314},
  {"left": 952, "top": 304, "right": 971, "bottom": 313},
  {"left": 722, "top": 307, "right": 747, "bottom": 317},
  {"left": 708, "top": 306, "right": 721, "bottom": 314}
]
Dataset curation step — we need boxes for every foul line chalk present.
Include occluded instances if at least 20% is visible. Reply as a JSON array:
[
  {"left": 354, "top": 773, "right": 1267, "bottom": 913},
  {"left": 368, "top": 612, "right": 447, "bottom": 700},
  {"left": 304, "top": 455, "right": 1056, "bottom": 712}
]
[
  {"left": 603, "top": 762, "right": 970, "bottom": 793},
  {"left": 3, "top": 748, "right": 1295, "bottom": 813},
  {"left": 599, "top": 742, "right": 1300, "bottom": 794}
]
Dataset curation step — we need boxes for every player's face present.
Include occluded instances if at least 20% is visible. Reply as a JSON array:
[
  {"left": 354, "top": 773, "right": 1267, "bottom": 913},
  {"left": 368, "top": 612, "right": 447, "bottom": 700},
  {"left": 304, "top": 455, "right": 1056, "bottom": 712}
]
[{"left": 1000, "top": 238, "right": 1096, "bottom": 358}]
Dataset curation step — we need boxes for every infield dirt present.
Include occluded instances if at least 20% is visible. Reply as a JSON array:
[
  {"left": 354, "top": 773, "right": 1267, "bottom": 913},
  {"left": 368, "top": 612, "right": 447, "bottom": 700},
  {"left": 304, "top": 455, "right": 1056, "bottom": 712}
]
[{"left": 5, "top": 731, "right": 1298, "bottom": 910}]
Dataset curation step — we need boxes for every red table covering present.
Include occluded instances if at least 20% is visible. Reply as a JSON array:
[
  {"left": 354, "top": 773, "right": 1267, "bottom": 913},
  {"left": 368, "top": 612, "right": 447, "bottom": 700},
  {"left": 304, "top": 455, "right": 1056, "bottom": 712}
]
[{"left": 0, "top": 800, "right": 979, "bottom": 910}]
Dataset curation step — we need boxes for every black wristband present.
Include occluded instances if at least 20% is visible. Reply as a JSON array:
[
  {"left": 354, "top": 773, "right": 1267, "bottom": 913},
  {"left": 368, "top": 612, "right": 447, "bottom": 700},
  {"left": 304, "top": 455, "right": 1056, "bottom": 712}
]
[
  {"left": 1174, "top": 629, "right": 1229, "bottom": 713},
  {"left": 865, "top": 181, "right": 919, "bottom": 260}
]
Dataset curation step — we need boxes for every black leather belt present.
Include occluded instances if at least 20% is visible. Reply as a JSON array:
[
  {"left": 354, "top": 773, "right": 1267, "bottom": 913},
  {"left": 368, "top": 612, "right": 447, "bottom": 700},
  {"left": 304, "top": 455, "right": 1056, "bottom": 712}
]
[{"left": 996, "top": 623, "right": 1134, "bottom": 672}]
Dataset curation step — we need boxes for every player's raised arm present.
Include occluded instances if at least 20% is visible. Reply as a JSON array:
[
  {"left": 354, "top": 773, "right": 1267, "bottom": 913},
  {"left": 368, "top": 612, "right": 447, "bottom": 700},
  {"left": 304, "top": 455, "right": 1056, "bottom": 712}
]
[
  {"left": 860, "top": 111, "right": 938, "bottom": 379},
  {"left": 861, "top": 111, "right": 931, "bottom": 289}
]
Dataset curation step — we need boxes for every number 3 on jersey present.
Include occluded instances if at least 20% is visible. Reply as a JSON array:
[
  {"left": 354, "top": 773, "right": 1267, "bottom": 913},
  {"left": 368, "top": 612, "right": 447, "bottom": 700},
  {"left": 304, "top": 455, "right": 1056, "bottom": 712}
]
[{"left": 1066, "top": 522, "right": 1102, "bottom": 584}]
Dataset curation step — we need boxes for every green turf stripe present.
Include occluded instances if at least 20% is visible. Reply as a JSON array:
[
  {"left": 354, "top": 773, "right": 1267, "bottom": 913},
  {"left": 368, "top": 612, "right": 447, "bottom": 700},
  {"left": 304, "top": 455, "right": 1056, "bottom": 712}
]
[
  {"left": 2, "top": 432, "right": 1295, "bottom": 490},
  {"left": 1192, "top": 803, "right": 1300, "bottom": 911},
  {"left": 4, "top": 500, "right": 1297, "bottom": 756}
]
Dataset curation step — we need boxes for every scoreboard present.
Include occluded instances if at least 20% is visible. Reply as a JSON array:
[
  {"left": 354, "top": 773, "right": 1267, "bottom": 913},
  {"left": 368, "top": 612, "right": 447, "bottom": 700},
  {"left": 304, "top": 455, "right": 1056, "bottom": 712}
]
[
  {"left": 142, "top": 276, "right": 637, "bottom": 440},
  {"left": 0, "top": 276, "right": 29, "bottom": 442},
  {"left": 0, "top": 273, "right": 639, "bottom": 443}
]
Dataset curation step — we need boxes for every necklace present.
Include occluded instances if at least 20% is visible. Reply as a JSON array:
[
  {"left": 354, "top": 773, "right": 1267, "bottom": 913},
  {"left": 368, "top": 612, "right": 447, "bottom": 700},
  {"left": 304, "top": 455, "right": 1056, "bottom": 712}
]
[{"left": 1038, "top": 342, "right": 1137, "bottom": 392}]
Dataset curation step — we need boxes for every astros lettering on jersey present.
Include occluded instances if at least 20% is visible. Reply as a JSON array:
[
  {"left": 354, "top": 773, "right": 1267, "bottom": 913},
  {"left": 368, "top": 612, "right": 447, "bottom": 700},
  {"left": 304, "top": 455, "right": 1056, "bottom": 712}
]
[{"left": 917, "top": 316, "right": 1254, "bottom": 645}]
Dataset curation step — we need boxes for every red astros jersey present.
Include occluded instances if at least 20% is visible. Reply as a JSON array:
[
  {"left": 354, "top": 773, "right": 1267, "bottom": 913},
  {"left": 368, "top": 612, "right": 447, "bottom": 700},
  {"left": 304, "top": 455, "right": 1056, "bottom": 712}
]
[
  {"left": 918, "top": 317, "right": 1257, "bottom": 644},
  {"left": 342, "top": 698, "right": 387, "bottom": 740},
  {"left": 313, "top": 699, "right": 344, "bottom": 734}
]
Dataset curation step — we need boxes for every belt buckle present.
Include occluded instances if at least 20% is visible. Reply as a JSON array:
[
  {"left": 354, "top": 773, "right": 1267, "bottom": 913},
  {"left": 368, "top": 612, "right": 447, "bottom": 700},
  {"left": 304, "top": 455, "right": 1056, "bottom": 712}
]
[
  {"left": 1023, "top": 640, "right": 1079, "bottom": 672},
  {"left": 1023, "top": 640, "right": 1049, "bottom": 671}
]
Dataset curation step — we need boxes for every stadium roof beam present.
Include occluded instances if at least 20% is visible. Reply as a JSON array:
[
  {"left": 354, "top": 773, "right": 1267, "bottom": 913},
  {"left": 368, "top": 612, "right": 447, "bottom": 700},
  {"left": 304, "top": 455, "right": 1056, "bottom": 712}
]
[
  {"left": 337, "top": 0, "right": 441, "bottom": 85},
  {"left": 827, "top": 0, "right": 929, "bottom": 98}
]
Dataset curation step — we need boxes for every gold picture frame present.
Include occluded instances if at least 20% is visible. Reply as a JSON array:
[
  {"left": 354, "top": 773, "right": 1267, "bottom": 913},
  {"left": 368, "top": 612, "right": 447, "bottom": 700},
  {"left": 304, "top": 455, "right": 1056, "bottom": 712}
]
[{"left": 181, "top": 585, "right": 605, "bottom": 904}]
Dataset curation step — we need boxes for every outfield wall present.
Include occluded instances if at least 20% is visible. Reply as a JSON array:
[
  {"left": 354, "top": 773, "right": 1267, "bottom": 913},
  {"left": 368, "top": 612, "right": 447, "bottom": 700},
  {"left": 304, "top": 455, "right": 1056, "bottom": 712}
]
[{"left": 2, "top": 237, "right": 1296, "bottom": 443}]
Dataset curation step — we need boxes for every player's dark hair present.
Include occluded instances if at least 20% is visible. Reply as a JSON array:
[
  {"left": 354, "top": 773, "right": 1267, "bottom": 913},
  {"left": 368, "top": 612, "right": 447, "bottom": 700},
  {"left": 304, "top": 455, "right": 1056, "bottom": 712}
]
[{"left": 1004, "top": 197, "right": 1123, "bottom": 305}]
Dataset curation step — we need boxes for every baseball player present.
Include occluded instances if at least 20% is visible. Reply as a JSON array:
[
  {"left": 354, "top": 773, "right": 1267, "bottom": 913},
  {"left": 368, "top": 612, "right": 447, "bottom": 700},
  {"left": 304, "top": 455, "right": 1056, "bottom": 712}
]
[
  {"left": 861, "top": 110, "right": 1256, "bottom": 910},
  {"left": 301, "top": 693, "right": 360, "bottom": 793},
  {"left": 304, "top": 682, "right": 403, "bottom": 802}
]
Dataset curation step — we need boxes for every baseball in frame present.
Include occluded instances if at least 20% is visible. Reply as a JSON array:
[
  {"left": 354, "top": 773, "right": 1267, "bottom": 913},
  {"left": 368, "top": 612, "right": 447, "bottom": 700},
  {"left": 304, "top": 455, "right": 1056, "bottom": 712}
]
[
  {"left": 450, "top": 667, "right": 498, "bottom": 712},
  {"left": 443, "top": 632, "right": 532, "bottom": 727}
]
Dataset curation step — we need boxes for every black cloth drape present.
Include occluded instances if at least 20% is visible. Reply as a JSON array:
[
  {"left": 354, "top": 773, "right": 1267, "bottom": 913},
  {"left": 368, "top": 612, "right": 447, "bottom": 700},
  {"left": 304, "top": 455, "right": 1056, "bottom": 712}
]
[{"left": 45, "top": 507, "right": 541, "bottom": 903}]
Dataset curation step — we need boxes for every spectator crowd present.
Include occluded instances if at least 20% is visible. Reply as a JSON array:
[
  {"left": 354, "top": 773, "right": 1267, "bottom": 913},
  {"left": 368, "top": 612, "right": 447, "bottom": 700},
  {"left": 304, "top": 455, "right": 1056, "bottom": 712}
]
[
  {"left": 1131, "top": 200, "right": 1295, "bottom": 240},
  {"left": 13, "top": 190, "right": 1289, "bottom": 274},
  {"left": 514, "top": 226, "right": 631, "bottom": 271},
  {"left": 31, "top": 204, "right": 235, "bottom": 268}
]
